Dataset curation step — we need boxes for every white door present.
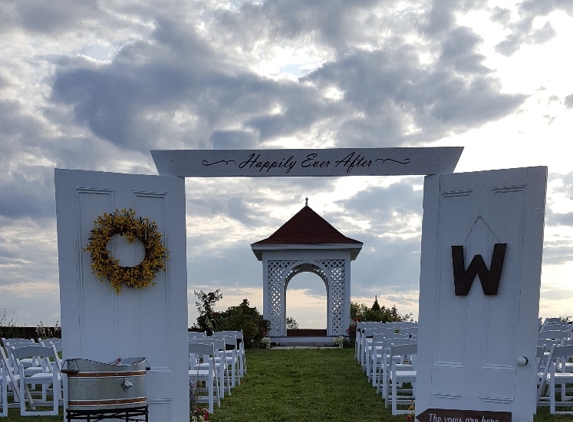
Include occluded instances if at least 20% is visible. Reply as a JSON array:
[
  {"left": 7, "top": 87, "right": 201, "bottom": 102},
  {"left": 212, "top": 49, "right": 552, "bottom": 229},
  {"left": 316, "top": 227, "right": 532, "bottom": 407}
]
[
  {"left": 55, "top": 169, "right": 189, "bottom": 421},
  {"left": 416, "top": 167, "right": 547, "bottom": 421}
]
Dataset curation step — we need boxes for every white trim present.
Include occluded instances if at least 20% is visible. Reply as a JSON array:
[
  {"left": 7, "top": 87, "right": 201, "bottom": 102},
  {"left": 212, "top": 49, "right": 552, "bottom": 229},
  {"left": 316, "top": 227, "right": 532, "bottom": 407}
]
[{"left": 251, "top": 243, "right": 362, "bottom": 260}]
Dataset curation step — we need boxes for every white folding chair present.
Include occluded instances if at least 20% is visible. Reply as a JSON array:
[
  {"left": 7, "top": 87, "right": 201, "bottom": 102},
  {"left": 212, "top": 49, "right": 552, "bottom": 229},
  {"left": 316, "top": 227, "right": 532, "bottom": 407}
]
[
  {"left": 361, "top": 324, "right": 395, "bottom": 372},
  {"left": 11, "top": 345, "right": 61, "bottom": 416},
  {"left": 364, "top": 327, "right": 393, "bottom": 381},
  {"left": 367, "top": 332, "right": 386, "bottom": 386},
  {"left": 2, "top": 338, "right": 42, "bottom": 402},
  {"left": 388, "top": 342, "right": 417, "bottom": 415},
  {"left": 380, "top": 337, "right": 416, "bottom": 403},
  {"left": 537, "top": 344, "right": 573, "bottom": 414},
  {"left": 217, "top": 330, "right": 246, "bottom": 377},
  {"left": 40, "top": 338, "right": 62, "bottom": 351},
  {"left": 542, "top": 317, "right": 564, "bottom": 326},
  {"left": 356, "top": 322, "right": 366, "bottom": 367},
  {"left": 397, "top": 325, "right": 418, "bottom": 339},
  {"left": 2, "top": 339, "right": 37, "bottom": 371},
  {"left": 369, "top": 332, "right": 408, "bottom": 387},
  {"left": 539, "top": 329, "right": 571, "bottom": 342},
  {"left": 191, "top": 337, "right": 231, "bottom": 398},
  {"left": 0, "top": 346, "right": 24, "bottom": 411},
  {"left": 212, "top": 333, "right": 239, "bottom": 388},
  {"left": 188, "top": 332, "right": 207, "bottom": 341},
  {"left": 0, "top": 352, "right": 8, "bottom": 417},
  {"left": 540, "top": 318, "right": 571, "bottom": 334},
  {"left": 354, "top": 321, "right": 368, "bottom": 362},
  {"left": 188, "top": 342, "right": 221, "bottom": 414}
]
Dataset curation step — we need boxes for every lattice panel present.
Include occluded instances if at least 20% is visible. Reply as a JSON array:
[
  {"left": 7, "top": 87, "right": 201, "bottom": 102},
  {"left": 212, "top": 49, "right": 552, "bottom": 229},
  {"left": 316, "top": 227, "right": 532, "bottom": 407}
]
[
  {"left": 316, "top": 259, "right": 346, "bottom": 335},
  {"left": 267, "top": 260, "right": 299, "bottom": 335}
]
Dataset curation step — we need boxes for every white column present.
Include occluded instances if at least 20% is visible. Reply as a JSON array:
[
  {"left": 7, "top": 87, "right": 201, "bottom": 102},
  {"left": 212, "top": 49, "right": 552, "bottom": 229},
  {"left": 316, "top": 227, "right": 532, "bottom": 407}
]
[{"left": 343, "top": 257, "right": 352, "bottom": 336}]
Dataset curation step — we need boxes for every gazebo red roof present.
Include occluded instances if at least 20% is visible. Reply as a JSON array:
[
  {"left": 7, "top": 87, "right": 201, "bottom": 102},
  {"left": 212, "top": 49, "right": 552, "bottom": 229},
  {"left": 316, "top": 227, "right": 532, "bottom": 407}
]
[{"left": 251, "top": 204, "right": 363, "bottom": 247}]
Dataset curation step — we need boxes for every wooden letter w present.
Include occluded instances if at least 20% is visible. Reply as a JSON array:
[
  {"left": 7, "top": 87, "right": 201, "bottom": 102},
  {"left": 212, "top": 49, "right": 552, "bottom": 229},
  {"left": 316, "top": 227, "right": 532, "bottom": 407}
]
[{"left": 451, "top": 243, "right": 507, "bottom": 296}]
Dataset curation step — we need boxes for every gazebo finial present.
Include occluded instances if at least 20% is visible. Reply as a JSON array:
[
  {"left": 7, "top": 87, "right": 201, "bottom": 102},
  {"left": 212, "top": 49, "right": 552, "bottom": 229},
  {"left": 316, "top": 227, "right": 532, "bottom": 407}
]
[{"left": 305, "top": 197, "right": 308, "bottom": 206}]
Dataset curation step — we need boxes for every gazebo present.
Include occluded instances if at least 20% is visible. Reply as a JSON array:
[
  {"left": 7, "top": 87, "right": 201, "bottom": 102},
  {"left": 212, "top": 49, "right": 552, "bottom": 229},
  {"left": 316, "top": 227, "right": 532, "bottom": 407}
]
[{"left": 251, "top": 199, "right": 363, "bottom": 341}]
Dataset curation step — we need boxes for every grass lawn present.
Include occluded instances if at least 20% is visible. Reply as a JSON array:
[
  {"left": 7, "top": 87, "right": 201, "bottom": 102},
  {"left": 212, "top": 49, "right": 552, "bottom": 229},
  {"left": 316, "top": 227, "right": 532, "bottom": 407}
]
[
  {"left": 2, "top": 347, "right": 572, "bottom": 421},
  {"left": 210, "top": 348, "right": 405, "bottom": 422}
]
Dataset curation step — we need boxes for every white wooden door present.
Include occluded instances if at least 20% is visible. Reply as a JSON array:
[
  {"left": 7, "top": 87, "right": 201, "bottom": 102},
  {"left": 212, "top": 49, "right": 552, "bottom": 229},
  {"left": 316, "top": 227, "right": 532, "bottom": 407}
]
[
  {"left": 55, "top": 169, "right": 189, "bottom": 421},
  {"left": 416, "top": 167, "right": 547, "bottom": 421}
]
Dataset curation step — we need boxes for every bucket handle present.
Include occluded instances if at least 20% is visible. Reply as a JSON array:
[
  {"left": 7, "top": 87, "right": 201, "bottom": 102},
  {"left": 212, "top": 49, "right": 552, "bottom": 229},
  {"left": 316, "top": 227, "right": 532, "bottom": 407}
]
[{"left": 61, "top": 359, "right": 80, "bottom": 375}]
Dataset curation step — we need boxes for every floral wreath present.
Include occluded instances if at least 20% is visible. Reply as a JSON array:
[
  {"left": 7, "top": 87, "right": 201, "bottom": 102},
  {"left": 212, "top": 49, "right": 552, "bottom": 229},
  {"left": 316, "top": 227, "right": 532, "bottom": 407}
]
[{"left": 84, "top": 208, "right": 168, "bottom": 293}]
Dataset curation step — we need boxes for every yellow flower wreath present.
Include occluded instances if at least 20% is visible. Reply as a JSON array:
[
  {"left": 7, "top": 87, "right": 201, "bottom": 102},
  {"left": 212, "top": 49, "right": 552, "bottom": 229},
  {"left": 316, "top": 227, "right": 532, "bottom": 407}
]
[{"left": 84, "top": 208, "right": 168, "bottom": 293}]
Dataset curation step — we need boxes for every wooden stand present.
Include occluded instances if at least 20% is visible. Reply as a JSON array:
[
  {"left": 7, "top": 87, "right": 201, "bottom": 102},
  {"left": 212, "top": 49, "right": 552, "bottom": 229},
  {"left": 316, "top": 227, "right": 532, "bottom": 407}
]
[{"left": 65, "top": 405, "right": 148, "bottom": 422}]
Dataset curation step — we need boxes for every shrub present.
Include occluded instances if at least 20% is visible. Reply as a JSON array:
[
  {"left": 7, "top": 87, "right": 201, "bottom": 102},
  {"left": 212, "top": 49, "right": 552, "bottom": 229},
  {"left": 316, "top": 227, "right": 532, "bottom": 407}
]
[
  {"left": 286, "top": 316, "right": 299, "bottom": 330},
  {"left": 0, "top": 308, "right": 26, "bottom": 339},
  {"left": 217, "top": 299, "right": 269, "bottom": 348},
  {"left": 346, "top": 299, "right": 413, "bottom": 343},
  {"left": 36, "top": 320, "right": 61, "bottom": 339}
]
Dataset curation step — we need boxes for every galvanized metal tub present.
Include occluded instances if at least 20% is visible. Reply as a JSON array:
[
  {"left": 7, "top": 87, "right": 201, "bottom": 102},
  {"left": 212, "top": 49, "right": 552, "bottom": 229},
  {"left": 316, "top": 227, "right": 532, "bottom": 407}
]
[{"left": 62, "top": 357, "right": 149, "bottom": 411}]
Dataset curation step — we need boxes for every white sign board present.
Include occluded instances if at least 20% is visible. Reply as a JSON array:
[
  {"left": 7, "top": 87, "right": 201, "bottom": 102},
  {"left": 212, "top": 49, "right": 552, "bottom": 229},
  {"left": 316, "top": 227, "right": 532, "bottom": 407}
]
[
  {"left": 416, "top": 167, "right": 547, "bottom": 422},
  {"left": 151, "top": 147, "right": 463, "bottom": 177}
]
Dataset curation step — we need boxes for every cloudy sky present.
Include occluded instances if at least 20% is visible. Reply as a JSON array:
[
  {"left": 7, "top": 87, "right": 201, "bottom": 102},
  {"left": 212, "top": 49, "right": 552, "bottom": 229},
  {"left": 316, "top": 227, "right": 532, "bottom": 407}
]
[{"left": 1, "top": 0, "right": 572, "bottom": 329}]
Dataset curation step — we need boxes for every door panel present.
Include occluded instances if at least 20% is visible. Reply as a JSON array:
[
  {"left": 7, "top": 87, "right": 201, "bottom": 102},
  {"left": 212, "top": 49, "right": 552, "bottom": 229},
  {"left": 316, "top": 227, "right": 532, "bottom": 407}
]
[
  {"left": 416, "top": 167, "right": 547, "bottom": 421},
  {"left": 55, "top": 169, "right": 188, "bottom": 421}
]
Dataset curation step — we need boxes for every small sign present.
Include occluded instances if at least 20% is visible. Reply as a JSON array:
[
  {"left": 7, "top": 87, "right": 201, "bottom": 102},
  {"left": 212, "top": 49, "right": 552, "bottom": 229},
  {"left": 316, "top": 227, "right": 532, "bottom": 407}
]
[
  {"left": 416, "top": 408, "right": 512, "bottom": 422},
  {"left": 151, "top": 147, "right": 463, "bottom": 177}
]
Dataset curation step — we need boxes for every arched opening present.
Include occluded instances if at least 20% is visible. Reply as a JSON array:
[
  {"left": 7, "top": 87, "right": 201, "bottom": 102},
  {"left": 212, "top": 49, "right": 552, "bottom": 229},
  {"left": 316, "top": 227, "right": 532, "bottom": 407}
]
[{"left": 285, "top": 271, "right": 327, "bottom": 330}]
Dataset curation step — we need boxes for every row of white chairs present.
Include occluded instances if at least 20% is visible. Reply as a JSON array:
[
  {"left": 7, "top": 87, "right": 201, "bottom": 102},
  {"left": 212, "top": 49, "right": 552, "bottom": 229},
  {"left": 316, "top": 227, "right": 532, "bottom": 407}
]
[
  {"left": 188, "top": 330, "right": 246, "bottom": 414},
  {"left": 537, "top": 342, "right": 573, "bottom": 414},
  {"left": 354, "top": 321, "right": 418, "bottom": 415},
  {"left": 2, "top": 331, "right": 250, "bottom": 417},
  {"left": 1, "top": 337, "right": 63, "bottom": 417},
  {"left": 538, "top": 318, "right": 573, "bottom": 345},
  {"left": 355, "top": 318, "right": 573, "bottom": 416},
  {"left": 536, "top": 317, "right": 573, "bottom": 414}
]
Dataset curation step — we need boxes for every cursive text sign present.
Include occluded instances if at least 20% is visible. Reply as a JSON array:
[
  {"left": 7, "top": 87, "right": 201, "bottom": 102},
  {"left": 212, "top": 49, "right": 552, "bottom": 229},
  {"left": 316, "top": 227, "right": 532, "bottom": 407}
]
[
  {"left": 416, "top": 408, "right": 512, "bottom": 422},
  {"left": 151, "top": 147, "right": 463, "bottom": 177}
]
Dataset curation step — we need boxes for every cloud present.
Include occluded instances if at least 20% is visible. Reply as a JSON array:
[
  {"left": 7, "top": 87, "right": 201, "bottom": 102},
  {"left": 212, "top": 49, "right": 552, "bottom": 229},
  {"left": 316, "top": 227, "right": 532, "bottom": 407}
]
[
  {"left": 542, "top": 239, "right": 573, "bottom": 265},
  {"left": 1, "top": 0, "right": 572, "bottom": 326},
  {"left": 210, "top": 130, "right": 258, "bottom": 149},
  {"left": 47, "top": 0, "right": 527, "bottom": 158},
  {"left": 303, "top": 48, "right": 525, "bottom": 146},
  {"left": 52, "top": 18, "right": 339, "bottom": 151},
  {"left": 0, "top": 169, "right": 55, "bottom": 219},
  {"left": 0, "top": 1, "right": 104, "bottom": 34},
  {"left": 219, "top": 0, "right": 381, "bottom": 53},
  {"left": 494, "top": 0, "right": 572, "bottom": 56},
  {"left": 439, "top": 27, "right": 489, "bottom": 74}
]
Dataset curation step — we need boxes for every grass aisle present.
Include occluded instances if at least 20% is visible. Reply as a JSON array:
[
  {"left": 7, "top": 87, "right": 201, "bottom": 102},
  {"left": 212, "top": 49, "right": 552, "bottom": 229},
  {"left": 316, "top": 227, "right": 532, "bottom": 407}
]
[{"left": 210, "top": 348, "right": 409, "bottom": 422}]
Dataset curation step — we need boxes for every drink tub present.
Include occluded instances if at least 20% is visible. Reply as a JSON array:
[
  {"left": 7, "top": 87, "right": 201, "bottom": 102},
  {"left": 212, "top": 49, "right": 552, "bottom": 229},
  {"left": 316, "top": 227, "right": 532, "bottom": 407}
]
[{"left": 62, "top": 357, "right": 149, "bottom": 411}]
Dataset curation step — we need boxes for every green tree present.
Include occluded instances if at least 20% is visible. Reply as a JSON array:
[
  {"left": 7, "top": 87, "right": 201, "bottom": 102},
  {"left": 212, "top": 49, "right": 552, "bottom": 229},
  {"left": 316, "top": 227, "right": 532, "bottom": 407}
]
[
  {"left": 347, "top": 298, "right": 413, "bottom": 343},
  {"left": 217, "top": 299, "right": 270, "bottom": 348},
  {"left": 192, "top": 290, "right": 223, "bottom": 335},
  {"left": 286, "top": 316, "right": 299, "bottom": 330},
  {"left": 371, "top": 295, "right": 381, "bottom": 311},
  {"left": 350, "top": 301, "right": 370, "bottom": 321}
]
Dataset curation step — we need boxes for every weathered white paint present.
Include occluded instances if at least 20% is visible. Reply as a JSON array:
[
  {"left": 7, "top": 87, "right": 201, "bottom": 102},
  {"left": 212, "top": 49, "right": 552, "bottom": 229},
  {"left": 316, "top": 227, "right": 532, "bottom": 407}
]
[
  {"left": 151, "top": 147, "right": 463, "bottom": 177},
  {"left": 54, "top": 169, "right": 189, "bottom": 421},
  {"left": 416, "top": 167, "right": 547, "bottom": 421}
]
